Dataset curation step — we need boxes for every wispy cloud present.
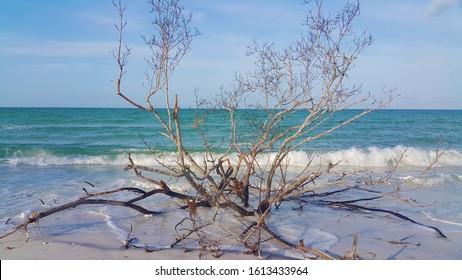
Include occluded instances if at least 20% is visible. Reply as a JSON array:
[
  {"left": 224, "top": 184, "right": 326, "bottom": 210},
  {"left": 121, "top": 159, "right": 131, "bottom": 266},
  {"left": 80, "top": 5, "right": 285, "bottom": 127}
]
[
  {"left": 0, "top": 33, "right": 116, "bottom": 58},
  {"left": 426, "top": 0, "right": 461, "bottom": 16},
  {"left": 79, "top": 13, "right": 115, "bottom": 28}
]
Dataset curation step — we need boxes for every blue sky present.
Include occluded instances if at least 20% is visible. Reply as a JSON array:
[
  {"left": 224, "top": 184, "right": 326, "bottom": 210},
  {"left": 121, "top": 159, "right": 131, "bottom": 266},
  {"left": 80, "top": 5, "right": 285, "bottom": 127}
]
[{"left": 0, "top": 0, "right": 461, "bottom": 109}]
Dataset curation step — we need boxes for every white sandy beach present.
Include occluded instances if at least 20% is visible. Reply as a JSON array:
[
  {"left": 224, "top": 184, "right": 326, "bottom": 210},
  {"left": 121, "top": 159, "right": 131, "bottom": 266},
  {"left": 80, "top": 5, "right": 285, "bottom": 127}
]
[
  {"left": 2, "top": 166, "right": 462, "bottom": 260},
  {"left": 0, "top": 230, "right": 262, "bottom": 260},
  {"left": 1, "top": 210, "right": 461, "bottom": 260}
]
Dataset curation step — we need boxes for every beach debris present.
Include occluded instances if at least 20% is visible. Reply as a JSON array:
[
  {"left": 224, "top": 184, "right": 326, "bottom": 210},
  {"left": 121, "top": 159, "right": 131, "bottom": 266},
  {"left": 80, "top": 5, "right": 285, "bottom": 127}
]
[
  {"left": 342, "top": 233, "right": 359, "bottom": 260},
  {"left": 28, "top": 211, "right": 40, "bottom": 225},
  {"left": 387, "top": 235, "right": 421, "bottom": 247},
  {"left": 144, "top": 244, "right": 161, "bottom": 253},
  {"left": 122, "top": 225, "right": 137, "bottom": 249}
]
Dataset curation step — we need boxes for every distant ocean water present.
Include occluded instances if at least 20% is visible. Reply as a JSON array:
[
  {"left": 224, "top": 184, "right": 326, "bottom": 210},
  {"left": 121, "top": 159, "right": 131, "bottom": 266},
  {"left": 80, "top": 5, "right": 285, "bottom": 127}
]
[{"left": 1, "top": 107, "right": 461, "bottom": 258}]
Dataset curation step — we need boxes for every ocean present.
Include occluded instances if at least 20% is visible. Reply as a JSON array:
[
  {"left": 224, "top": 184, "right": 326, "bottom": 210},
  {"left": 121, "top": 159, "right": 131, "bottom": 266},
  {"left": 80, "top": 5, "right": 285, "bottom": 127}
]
[{"left": 1, "top": 107, "right": 461, "bottom": 259}]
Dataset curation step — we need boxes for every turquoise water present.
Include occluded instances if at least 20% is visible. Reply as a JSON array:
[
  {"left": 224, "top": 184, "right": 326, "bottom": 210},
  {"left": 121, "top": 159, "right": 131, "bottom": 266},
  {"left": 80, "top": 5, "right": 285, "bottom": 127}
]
[
  {"left": 1, "top": 108, "right": 461, "bottom": 258},
  {"left": 1, "top": 108, "right": 461, "bottom": 165}
]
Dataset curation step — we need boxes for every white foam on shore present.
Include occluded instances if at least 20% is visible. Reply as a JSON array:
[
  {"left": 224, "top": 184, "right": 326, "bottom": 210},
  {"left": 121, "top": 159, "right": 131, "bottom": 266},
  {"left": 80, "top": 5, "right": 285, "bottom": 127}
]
[{"left": 423, "top": 212, "right": 462, "bottom": 227}]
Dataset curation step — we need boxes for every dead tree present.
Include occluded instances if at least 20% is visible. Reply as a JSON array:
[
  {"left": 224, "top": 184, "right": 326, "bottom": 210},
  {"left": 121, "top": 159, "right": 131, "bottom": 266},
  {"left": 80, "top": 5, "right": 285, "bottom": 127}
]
[{"left": 1, "top": 0, "right": 447, "bottom": 259}]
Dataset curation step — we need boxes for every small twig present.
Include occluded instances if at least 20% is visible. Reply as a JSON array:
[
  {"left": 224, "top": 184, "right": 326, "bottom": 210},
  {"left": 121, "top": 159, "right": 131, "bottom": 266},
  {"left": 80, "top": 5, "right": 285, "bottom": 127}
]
[
  {"left": 400, "top": 235, "right": 415, "bottom": 242},
  {"left": 342, "top": 232, "right": 359, "bottom": 259},
  {"left": 122, "top": 225, "right": 136, "bottom": 249},
  {"left": 242, "top": 222, "right": 258, "bottom": 236},
  {"left": 83, "top": 181, "right": 96, "bottom": 188}
]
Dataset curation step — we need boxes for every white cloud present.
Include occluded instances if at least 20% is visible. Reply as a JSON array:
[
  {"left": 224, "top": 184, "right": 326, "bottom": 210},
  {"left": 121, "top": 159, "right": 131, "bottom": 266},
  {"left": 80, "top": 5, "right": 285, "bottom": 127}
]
[
  {"left": 0, "top": 33, "right": 127, "bottom": 58},
  {"left": 426, "top": 0, "right": 461, "bottom": 16}
]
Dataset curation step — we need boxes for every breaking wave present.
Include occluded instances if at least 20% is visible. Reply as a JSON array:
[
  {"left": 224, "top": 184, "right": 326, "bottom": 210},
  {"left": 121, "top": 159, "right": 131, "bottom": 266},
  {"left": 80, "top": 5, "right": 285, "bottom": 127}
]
[
  {"left": 2, "top": 145, "right": 461, "bottom": 168},
  {"left": 313, "top": 146, "right": 462, "bottom": 167}
]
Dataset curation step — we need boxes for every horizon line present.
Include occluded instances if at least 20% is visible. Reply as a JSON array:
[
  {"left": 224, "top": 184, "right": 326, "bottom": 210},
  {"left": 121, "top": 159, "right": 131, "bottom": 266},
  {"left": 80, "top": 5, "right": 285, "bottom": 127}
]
[{"left": 1, "top": 106, "right": 461, "bottom": 111}]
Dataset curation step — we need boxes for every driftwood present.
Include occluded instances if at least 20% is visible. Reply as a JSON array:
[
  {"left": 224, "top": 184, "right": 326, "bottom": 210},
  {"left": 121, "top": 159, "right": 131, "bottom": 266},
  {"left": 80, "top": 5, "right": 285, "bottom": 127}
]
[
  {"left": 289, "top": 189, "right": 447, "bottom": 239},
  {"left": 0, "top": 175, "right": 207, "bottom": 241},
  {"left": 0, "top": 189, "right": 158, "bottom": 240}
]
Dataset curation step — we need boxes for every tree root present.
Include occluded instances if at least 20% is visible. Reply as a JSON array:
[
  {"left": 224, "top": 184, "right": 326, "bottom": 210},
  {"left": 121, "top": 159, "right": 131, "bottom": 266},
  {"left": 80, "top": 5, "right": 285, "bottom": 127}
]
[{"left": 320, "top": 200, "right": 447, "bottom": 239}]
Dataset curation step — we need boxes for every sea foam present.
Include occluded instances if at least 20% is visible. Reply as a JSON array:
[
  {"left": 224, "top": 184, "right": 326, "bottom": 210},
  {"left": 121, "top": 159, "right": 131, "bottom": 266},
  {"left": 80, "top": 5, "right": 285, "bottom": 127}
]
[
  {"left": 4, "top": 146, "right": 462, "bottom": 168},
  {"left": 315, "top": 146, "right": 462, "bottom": 167}
]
